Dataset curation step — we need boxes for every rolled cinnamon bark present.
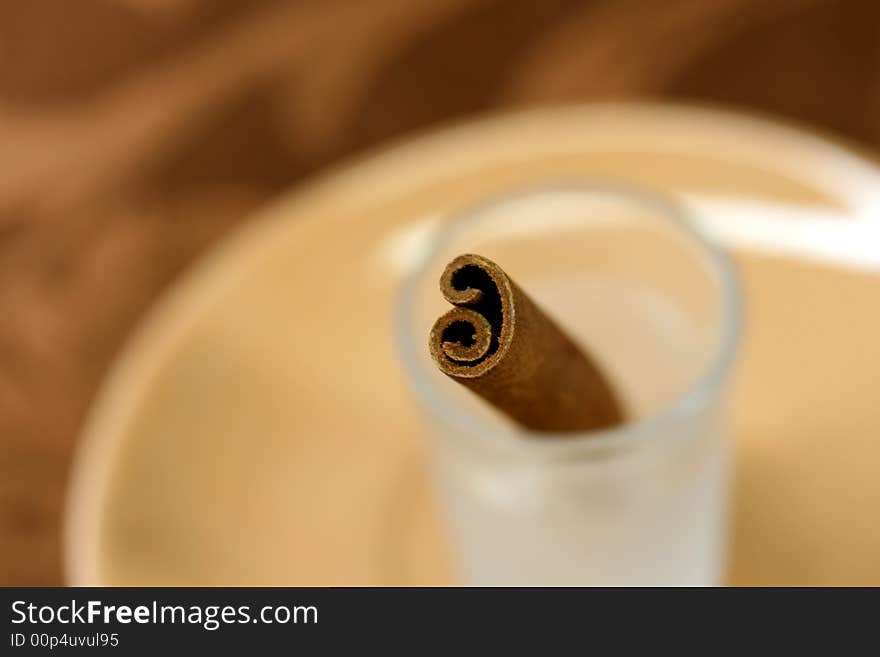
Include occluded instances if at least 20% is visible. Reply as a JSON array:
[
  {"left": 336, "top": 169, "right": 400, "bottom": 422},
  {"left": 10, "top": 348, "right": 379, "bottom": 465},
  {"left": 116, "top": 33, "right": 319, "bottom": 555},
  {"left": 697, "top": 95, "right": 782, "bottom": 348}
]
[{"left": 429, "top": 254, "right": 623, "bottom": 433}]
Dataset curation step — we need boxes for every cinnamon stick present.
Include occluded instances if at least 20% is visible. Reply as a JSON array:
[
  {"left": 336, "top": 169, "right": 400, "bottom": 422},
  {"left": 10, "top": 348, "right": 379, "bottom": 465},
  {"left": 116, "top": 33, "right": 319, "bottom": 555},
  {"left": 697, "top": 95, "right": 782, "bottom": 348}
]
[{"left": 429, "top": 254, "right": 624, "bottom": 433}]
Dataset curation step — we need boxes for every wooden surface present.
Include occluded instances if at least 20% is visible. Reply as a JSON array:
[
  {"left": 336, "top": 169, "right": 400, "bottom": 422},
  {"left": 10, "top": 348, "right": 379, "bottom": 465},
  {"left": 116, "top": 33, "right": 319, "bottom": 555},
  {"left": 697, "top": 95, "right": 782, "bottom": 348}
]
[{"left": 2, "top": 0, "right": 879, "bottom": 585}]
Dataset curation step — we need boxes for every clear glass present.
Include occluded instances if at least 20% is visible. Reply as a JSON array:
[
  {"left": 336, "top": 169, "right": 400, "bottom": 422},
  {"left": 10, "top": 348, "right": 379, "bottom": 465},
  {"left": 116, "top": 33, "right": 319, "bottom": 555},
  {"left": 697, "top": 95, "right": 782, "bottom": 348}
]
[{"left": 396, "top": 182, "right": 742, "bottom": 586}]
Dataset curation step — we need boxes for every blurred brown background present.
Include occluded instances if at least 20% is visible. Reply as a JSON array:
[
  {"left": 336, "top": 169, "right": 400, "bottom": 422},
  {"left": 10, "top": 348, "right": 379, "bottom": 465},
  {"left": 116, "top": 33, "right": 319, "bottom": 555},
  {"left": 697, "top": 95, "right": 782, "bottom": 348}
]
[{"left": 1, "top": 0, "right": 878, "bottom": 585}]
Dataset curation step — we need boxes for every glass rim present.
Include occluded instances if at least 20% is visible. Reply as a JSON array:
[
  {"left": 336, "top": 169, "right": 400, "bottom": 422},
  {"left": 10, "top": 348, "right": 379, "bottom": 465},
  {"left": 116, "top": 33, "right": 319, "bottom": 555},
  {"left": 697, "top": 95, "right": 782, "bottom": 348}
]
[{"left": 394, "top": 179, "right": 743, "bottom": 459}]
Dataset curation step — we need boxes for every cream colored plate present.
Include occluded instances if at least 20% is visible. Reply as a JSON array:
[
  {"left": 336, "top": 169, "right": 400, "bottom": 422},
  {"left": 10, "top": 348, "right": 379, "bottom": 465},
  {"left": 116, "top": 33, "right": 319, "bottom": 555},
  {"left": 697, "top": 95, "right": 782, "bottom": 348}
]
[{"left": 66, "top": 104, "right": 880, "bottom": 586}]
